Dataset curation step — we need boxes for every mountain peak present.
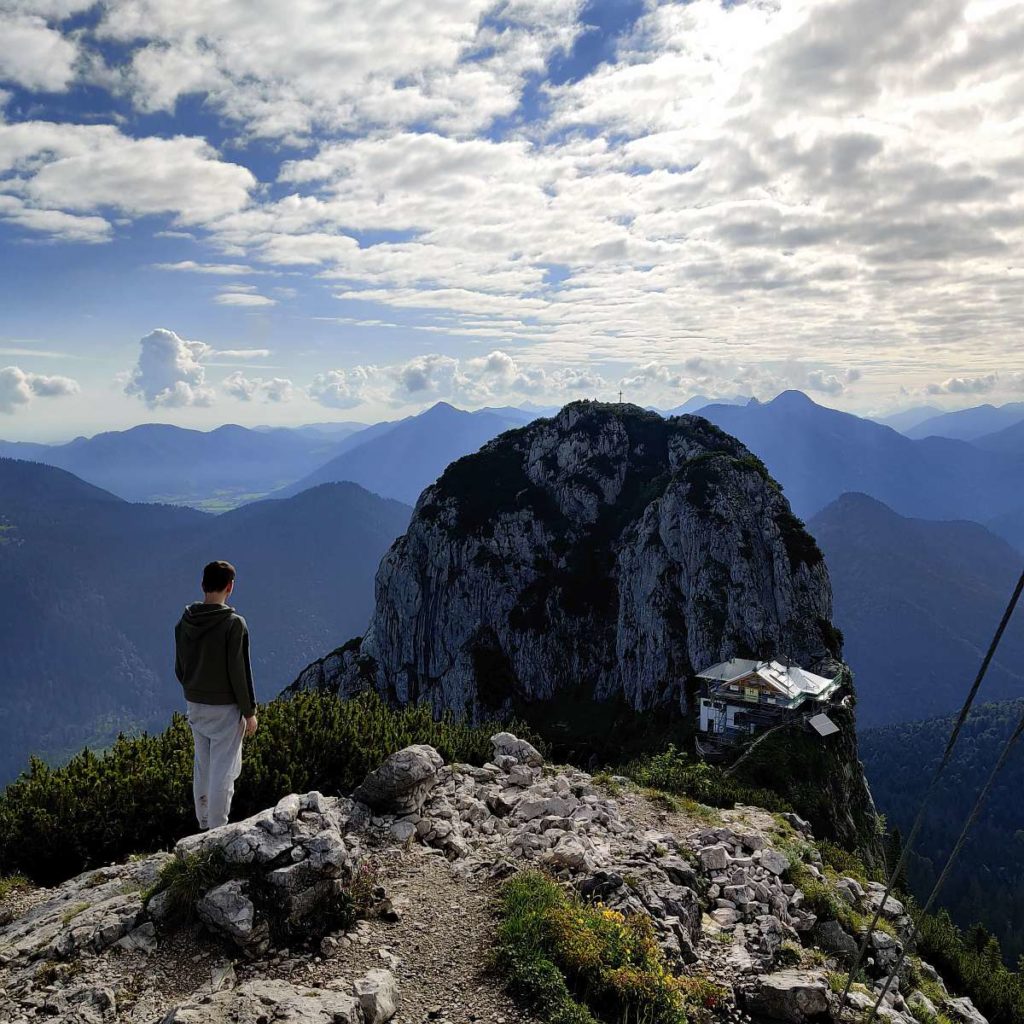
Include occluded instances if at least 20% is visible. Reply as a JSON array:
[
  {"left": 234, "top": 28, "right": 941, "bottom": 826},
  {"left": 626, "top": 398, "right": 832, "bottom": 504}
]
[
  {"left": 301, "top": 403, "right": 840, "bottom": 715},
  {"left": 768, "top": 389, "right": 817, "bottom": 409},
  {"left": 419, "top": 401, "right": 463, "bottom": 418}
]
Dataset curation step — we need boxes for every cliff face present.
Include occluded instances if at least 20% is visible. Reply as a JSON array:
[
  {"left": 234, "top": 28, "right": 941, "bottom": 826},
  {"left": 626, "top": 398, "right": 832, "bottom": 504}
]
[{"left": 296, "top": 401, "right": 839, "bottom": 717}]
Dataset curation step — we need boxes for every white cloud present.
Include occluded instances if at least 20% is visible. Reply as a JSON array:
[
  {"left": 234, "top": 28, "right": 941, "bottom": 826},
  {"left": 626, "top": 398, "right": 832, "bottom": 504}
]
[
  {"left": 123, "top": 328, "right": 214, "bottom": 407},
  {"left": 0, "top": 365, "right": 79, "bottom": 413},
  {"left": 154, "top": 260, "right": 259, "bottom": 275},
  {"left": 0, "top": 14, "right": 79, "bottom": 92},
  {"left": 97, "top": 0, "right": 586, "bottom": 140},
  {"left": 215, "top": 348, "right": 271, "bottom": 359},
  {"left": 806, "top": 370, "right": 847, "bottom": 396},
  {"left": 2, "top": 0, "right": 1024, "bottom": 407},
  {"left": 261, "top": 377, "right": 294, "bottom": 402},
  {"left": 308, "top": 367, "right": 372, "bottom": 410},
  {"left": 0, "top": 194, "right": 111, "bottom": 243},
  {"left": 0, "top": 121, "right": 254, "bottom": 242},
  {"left": 222, "top": 370, "right": 294, "bottom": 402},
  {"left": 214, "top": 290, "right": 276, "bottom": 307},
  {"left": 222, "top": 370, "right": 257, "bottom": 401},
  {"left": 926, "top": 373, "right": 1000, "bottom": 395},
  {"left": 307, "top": 350, "right": 609, "bottom": 410}
]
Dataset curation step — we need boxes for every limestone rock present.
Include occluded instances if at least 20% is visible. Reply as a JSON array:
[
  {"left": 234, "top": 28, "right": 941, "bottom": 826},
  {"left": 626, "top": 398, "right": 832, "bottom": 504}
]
[
  {"left": 946, "top": 996, "right": 989, "bottom": 1024},
  {"left": 907, "top": 991, "right": 938, "bottom": 1018},
  {"left": 759, "top": 849, "right": 790, "bottom": 876},
  {"left": 161, "top": 979, "right": 361, "bottom": 1023},
  {"left": 491, "top": 733, "right": 543, "bottom": 767},
  {"left": 293, "top": 403, "right": 839, "bottom": 727},
  {"left": 196, "top": 880, "right": 269, "bottom": 956},
  {"left": 699, "top": 845, "right": 730, "bottom": 871},
  {"left": 354, "top": 968, "right": 400, "bottom": 1024},
  {"left": 354, "top": 745, "right": 444, "bottom": 815},
  {"left": 742, "top": 970, "right": 830, "bottom": 1022},
  {"left": 289, "top": 401, "right": 880, "bottom": 854},
  {"left": 814, "top": 919, "right": 857, "bottom": 961}
]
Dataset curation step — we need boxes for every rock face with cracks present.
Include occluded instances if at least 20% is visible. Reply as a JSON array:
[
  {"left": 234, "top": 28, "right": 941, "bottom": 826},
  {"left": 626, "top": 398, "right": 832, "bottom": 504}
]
[{"left": 293, "top": 402, "right": 842, "bottom": 719}]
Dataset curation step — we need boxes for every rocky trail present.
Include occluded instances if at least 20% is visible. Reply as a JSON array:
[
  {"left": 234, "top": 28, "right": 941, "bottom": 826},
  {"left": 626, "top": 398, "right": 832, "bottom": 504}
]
[
  {"left": 0, "top": 734, "right": 987, "bottom": 1024},
  {"left": 236, "top": 847, "right": 539, "bottom": 1024}
]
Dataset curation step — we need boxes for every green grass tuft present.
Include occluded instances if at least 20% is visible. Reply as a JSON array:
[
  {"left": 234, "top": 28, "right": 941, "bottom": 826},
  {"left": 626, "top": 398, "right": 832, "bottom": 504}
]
[
  {"left": 0, "top": 873, "right": 29, "bottom": 900},
  {"left": 495, "top": 869, "right": 725, "bottom": 1024}
]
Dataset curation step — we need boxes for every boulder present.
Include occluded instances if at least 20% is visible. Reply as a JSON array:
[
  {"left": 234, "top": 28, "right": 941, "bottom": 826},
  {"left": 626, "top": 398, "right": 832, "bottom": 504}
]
[
  {"left": 491, "top": 733, "right": 544, "bottom": 768},
  {"left": 814, "top": 919, "right": 858, "bottom": 961},
  {"left": 742, "top": 970, "right": 829, "bottom": 1022},
  {"left": 868, "top": 929, "right": 901, "bottom": 975},
  {"left": 946, "top": 997, "right": 989, "bottom": 1024},
  {"left": 51, "top": 893, "right": 143, "bottom": 958},
  {"left": 353, "top": 745, "right": 444, "bottom": 815},
  {"left": 354, "top": 968, "right": 400, "bottom": 1024},
  {"left": 161, "top": 979, "right": 361, "bottom": 1023},
  {"left": 699, "top": 845, "right": 730, "bottom": 871},
  {"left": 862, "top": 888, "right": 905, "bottom": 919},
  {"left": 782, "top": 813, "right": 813, "bottom": 835},
  {"left": 659, "top": 855, "right": 698, "bottom": 889},
  {"left": 196, "top": 880, "right": 269, "bottom": 956},
  {"left": 542, "top": 835, "right": 592, "bottom": 871},
  {"left": 760, "top": 849, "right": 791, "bottom": 876}
]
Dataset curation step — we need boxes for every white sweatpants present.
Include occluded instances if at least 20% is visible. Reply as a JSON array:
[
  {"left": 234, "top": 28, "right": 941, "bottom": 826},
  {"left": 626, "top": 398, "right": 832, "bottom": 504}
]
[{"left": 186, "top": 701, "right": 245, "bottom": 830}]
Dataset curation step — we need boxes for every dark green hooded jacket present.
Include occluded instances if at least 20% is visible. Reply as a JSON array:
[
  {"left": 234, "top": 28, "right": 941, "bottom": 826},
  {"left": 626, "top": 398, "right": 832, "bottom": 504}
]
[{"left": 174, "top": 603, "right": 256, "bottom": 717}]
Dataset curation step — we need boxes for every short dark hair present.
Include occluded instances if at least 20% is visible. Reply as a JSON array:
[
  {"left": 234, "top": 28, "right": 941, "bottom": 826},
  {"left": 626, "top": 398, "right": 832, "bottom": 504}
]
[{"left": 202, "top": 560, "right": 236, "bottom": 593}]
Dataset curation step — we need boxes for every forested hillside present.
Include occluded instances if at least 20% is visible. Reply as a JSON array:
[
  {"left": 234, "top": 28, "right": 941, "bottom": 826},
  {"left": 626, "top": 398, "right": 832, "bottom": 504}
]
[
  {"left": 0, "top": 459, "right": 410, "bottom": 782},
  {"left": 861, "top": 700, "right": 1024, "bottom": 962},
  {"left": 810, "top": 492, "right": 1024, "bottom": 725}
]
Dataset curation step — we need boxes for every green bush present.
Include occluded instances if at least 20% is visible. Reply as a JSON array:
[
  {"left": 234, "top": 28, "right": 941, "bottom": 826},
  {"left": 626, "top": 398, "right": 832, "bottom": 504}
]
[
  {"left": 495, "top": 870, "right": 724, "bottom": 1024},
  {"left": 0, "top": 691, "right": 525, "bottom": 886},
  {"left": 621, "top": 746, "right": 790, "bottom": 813},
  {"left": 915, "top": 910, "right": 1024, "bottom": 1024}
]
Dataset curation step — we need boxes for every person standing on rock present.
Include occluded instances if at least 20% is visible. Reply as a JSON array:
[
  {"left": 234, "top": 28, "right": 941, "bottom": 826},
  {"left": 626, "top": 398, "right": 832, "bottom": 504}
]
[{"left": 174, "top": 560, "right": 258, "bottom": 831}]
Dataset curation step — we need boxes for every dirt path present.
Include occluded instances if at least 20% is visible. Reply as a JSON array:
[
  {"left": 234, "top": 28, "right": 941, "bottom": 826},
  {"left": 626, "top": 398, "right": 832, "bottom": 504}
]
[{"left": 236, "top": 846, "right": 540, "bottom": 1024}]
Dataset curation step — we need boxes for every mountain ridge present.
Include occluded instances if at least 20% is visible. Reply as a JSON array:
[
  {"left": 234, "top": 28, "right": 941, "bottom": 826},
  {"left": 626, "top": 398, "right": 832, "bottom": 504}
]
[
  {"left": 0, "top": 458, "right": 411, "bottom": 783},
  {"left": 809, "top": 492, "right": 1024, "bottom": 726}
]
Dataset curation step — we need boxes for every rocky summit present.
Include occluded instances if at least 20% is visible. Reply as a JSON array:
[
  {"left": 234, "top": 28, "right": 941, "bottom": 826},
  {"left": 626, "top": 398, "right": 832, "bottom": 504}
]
[
  {"left": 0, "top": 738, "right": 985, "bottom": 1024},
  {"left": 295, "top": 401, "right": 840, "bottom": 723}
]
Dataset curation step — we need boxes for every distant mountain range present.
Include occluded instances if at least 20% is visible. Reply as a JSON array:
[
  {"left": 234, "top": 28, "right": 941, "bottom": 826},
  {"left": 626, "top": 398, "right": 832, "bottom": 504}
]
[
  {"left": 663, "top": 394, "right": 750, "bottom": 416},
  {"left": 0, "top": 405, "right": 539, "bottom": 510},
  {"left": 874, "top": 405, "right": 945, "bottom": 433},
  {"left": 0, "top": 458, "right": 410, "bottom": 783},
  {"left": 277, "top": 402, "right": 535, "bottom": 504},
  {"left": 809, "top": 492, "right": 1024, "bottom": 727},
  {"left": 699, "top": 392, "right": 1024, "bottom": 544},
  {"left": 0, "top": 423, "right": 349, "bottom": 508},
  {"left": 905, "top": 401, "right": 1024, "bottom": 441}
]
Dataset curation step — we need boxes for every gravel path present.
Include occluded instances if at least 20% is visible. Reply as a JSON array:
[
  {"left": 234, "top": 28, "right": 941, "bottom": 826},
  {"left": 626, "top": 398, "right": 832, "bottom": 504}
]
[{"left": 236, "top": 846, "right": 540, "bottom": 1024}]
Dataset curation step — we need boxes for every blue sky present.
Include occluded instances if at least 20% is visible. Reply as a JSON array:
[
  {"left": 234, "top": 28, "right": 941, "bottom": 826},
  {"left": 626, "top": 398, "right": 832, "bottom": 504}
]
[{"left": 2, "top": 0, "right": 1023, "bottom": 439}]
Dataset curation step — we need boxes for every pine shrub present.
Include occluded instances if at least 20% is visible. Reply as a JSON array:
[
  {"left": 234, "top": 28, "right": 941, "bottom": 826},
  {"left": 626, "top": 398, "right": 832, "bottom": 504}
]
[{"left": 0, "top": 691, "right": 524, "bottom": 885}]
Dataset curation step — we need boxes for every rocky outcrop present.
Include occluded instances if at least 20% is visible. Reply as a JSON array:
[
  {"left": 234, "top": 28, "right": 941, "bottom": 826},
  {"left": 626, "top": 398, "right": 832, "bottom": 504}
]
[
  {"left": 293, "top": 401, "right": 841, "bottom": 720},
  {"left": 164, "top": 790, "right": 370, "bottom": 956},
  {"left": 162, "top": 976, "right": 389, "bottom": 1024},
  {"left": 0, "top": 739, "right": 986, "bottom": 1024}
]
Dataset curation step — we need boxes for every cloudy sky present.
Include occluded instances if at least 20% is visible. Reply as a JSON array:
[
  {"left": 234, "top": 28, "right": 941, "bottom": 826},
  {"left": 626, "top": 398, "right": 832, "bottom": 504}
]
[{"left": 1, "top": 0, "right": 1023, "bottom": 439}]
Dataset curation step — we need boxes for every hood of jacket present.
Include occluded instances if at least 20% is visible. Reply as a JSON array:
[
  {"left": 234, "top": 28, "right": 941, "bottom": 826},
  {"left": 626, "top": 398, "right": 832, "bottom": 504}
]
[{"left": 178, "top": 602, "right": 236, "bottom": 640}]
